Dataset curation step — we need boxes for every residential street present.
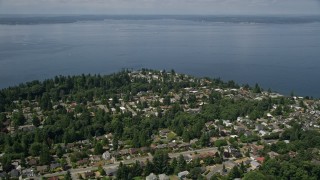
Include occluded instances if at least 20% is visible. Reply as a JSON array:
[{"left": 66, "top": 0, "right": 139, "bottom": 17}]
[{"left": 43, "top": 147, "right": 218, "bottom": 178}]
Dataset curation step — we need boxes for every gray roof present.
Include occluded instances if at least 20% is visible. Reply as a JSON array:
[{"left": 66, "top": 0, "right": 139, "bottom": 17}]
[
  {"left": 10, "top": 169, "right": 20, "bottom": 178},
  {"left": 146, "top": 173, "right": 158, "bottom": 180},
  {"left": 158, "top": 174, "right": 169, "bottom": 180},
  {"left": 0, "top": 172, "right": 7, "bottom": 178},
  {"left": 178, "top": 171, "right": 189, "bottom": 178}
]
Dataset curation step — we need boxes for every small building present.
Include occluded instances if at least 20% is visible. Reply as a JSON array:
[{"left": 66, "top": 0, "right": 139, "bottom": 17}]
[
  {"left": 224, "top": 160, "right": 237, "bottom": 170},
  {"left": 0, "top": 172, "right": 7, "bottom": 179},
  {"left": 10, "top": 169, "right": 20, "bottom": 179},
  {"left": 158, "top": 174, "right": 169, "bottom": 180},
  {"left": 250, "top": 160, "right": 261, "bottom": 170},
  {"left": 255, "top": 124, "right": 264, "bottom": 131},
  {"left": 50, "top": 163, "right": 61, "bottom": 171},
  {"left": 178, "top": 171, "right": 189, "bottom": 179},
  {"left": 146, "top": 173, "right": 158, "bottom": 180},
  {"left": 102, "top": 151, "right": 111, "bottom": 160},
  {"left": 77, "top": 158, "right": 89, "bottom": 166},
  {"left": 256, "top": 157, "right": 265, "bottom": 164},
  {"left": 22, "top": 168, "right": 35, "bottom": 177},
  {"left": 190, "top": 138, "right": 198, "bottom": 145},
  {"left": 28, "top": 158, "right": 38, "bottom": 166},
  {"left": 267, "top": 151, "right": 279, "bottom": 159},
  {"left": 36, "top": 165, "right": 48, "bottom": 174},
  {"left": 18, "top": 124, "right": 36, "bottom": 132}
]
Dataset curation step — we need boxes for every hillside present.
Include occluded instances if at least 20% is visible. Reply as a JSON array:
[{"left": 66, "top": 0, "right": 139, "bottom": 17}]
[{"left": 1, "top": 69, "right": 320, "bottom": 179}]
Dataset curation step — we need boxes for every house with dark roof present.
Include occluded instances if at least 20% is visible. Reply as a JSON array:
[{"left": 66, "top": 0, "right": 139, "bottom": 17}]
[
  {"left": 50, "top": 163, "right": 62, "bottom": 171},
  {"left": 10, "top": 169, "right": 20, "bottom": 179}
]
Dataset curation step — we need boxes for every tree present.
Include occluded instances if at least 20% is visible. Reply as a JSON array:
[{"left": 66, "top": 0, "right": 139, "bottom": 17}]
[
  {"left": 12, "top": 111, "right": 26, "bottom": 127},
  {"left": 163, "top": 96, "right": 171, "bottom": 106},
  {"left": 214, "top": 139, "right": 227, "bottom": 147},
  {"left": 228, "top": 166, "right": 242, "bottom": 179},
  {"left": 29, "top": 142, "right": 42, "bottom": 156},
  {"left": 56, "top": 144, "right": 64, "bottom": 158},
  {"left": 98, "top": 165, "right": 106, "bottom": 176},
  {"left": 12, "top": 141, "right": 23, "bottom": 153},
  {"left": 245, "top": 149, "right": 250, "bottom": 157},
  {"left": 253, "top": 83, "right": 261, "bottom": 93},
  {"left": 132, "top": 160, "right": 143, "bottom": 177},
  {"left": 20, "top": 154, "right": 26, "bottom": 168},
  {"left": 144, "top": 159, "right": 154, "bottom": 176},
  {"left": 94, "top": 142, "right": 104, "bottom": 155},
  {"left": 1, "top": 154, "right": 12, "bottom": 172},
  {"left": 199, "top": 133, "right": 210, "bottom": 147},
  {"left": 177, "top": 154, "right": 187, "bottom": 172},
  {"left": 40, "top": 93, "right": 52, "bottom": 111},
  {"left": 32, "top": 115, "right": 41, "bottom": 127},
  {"left": 0, "top": 92, "right": 5, "bottom": 112},
  {"left": 113, "top": 136, "right": 119, "bottom": 150},
  {"left": 153, "top": 150, "right": 170, "bottom": 174},
  {"left": 182, "top": 130, "right": 190, "bottom": 142},
  {"left": 64, "top": 171, "right": 72, "bottom": 180},
  {"left": 39, "top": 143, "right": 51, "bottom": 165},
  {"left": 189, "top": 167, "right": 203, "bottom": 179},
  {"left": 243, "top": 171, "right": 266, "bottom": 180},
  {"left": 188, "top": 94, "right": 197, "bottom": 104},
  {"left": 240, "top": 162, "right": 246, "bottom": 174},
  {"left": 117, "top": 162, "right": 129, "bottom": 180},
  {"left": 0, "top": 113, "right": 6, "bottom": 127}
]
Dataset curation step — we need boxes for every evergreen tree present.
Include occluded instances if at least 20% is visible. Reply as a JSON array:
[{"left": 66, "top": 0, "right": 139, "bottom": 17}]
[
  {"left": 113, "top": 136, "right": 119, "bottom": 150},
  {"left": 243, "top": 171, "right": 266, "bottom": 180},
  {"left": 228, "top": 166, "right": 242, "bottom": 179},
  {"left": 253, "top": 83, "right": 262, "bottom": 93},
  {"left": 98, "top": 165, "right": 106, "bottom": 176},
  {"left": 64, "top": 171, "right": 72, "bottom": 180},
  {"left": 189, "top": 167, "right": 203, "bottom": 179},
  {"left": 153, "top": 150, "right": 170, "bottom": 174},
  {"left": 177, "top": 154, "right": 187, "bottom": 172},
  {"left": 171, "top": 157, "right": 178, "bottom": 174},
  {"left": 20, "top": 154, "right": 26, "bottom": 168},
  {"left": 132, "top": 160, "right": 143, "bottom": 177},
  {"left": 144, "top": 159, "right": 154, "bottom": 176},
  {"left": 32, "top": 115, "right": 41, "bottom": 127},
  {"left": 94, "top": 142, "right": 104, "bottom": 155},
  {"left": 56, "top": 144, "right": 64, "bottom": 158},
  {"left": 1, "top": 154, "right": 12, "bottom": 172},
  {"left": 12, "top": 111, "right": 26, "bottom": 127},
  {"left": 117, "top": 162, "right": 129, "bottom": 180},
  {"left": 39, "top": 143, "right": 51, "bottom": 165}
]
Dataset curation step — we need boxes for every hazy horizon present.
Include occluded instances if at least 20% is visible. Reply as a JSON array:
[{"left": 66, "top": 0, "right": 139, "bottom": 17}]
[{"left": 0, "top": 0, "right": 320, "bottom": 15}]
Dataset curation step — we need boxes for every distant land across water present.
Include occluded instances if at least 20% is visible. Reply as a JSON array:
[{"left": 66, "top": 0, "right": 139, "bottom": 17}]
[{"left": 1, "top": 15, "right": 320, "bottom": 97}]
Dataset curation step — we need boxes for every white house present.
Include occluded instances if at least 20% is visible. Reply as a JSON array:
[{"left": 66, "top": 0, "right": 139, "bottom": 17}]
[{"left": 102, "top": 151, "right": 111, "bottom": 160}]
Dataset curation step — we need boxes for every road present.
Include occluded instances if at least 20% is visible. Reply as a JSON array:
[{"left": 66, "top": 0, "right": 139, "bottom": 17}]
[{"left": 43, "top": 147, "right": 218, "bottom": 178}]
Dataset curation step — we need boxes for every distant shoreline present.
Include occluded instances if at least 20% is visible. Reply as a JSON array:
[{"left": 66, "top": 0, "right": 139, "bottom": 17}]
[{"left": 1, "top": 14, "right": 320, "bottom": 25}]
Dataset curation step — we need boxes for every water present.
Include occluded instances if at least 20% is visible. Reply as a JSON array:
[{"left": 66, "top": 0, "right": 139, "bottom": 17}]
[{"left": 1, "top": 15, "right": 320, "bottom": 97}]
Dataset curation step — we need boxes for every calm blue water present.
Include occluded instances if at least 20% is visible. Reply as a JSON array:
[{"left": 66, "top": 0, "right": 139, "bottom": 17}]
[{"left": 1, "top": 16, "right": 320, "bottom": 97}]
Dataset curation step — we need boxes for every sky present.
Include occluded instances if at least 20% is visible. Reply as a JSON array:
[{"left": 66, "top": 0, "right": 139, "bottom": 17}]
[{"left": 0, "top": 0, "right": 320, "bottom": 15}]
